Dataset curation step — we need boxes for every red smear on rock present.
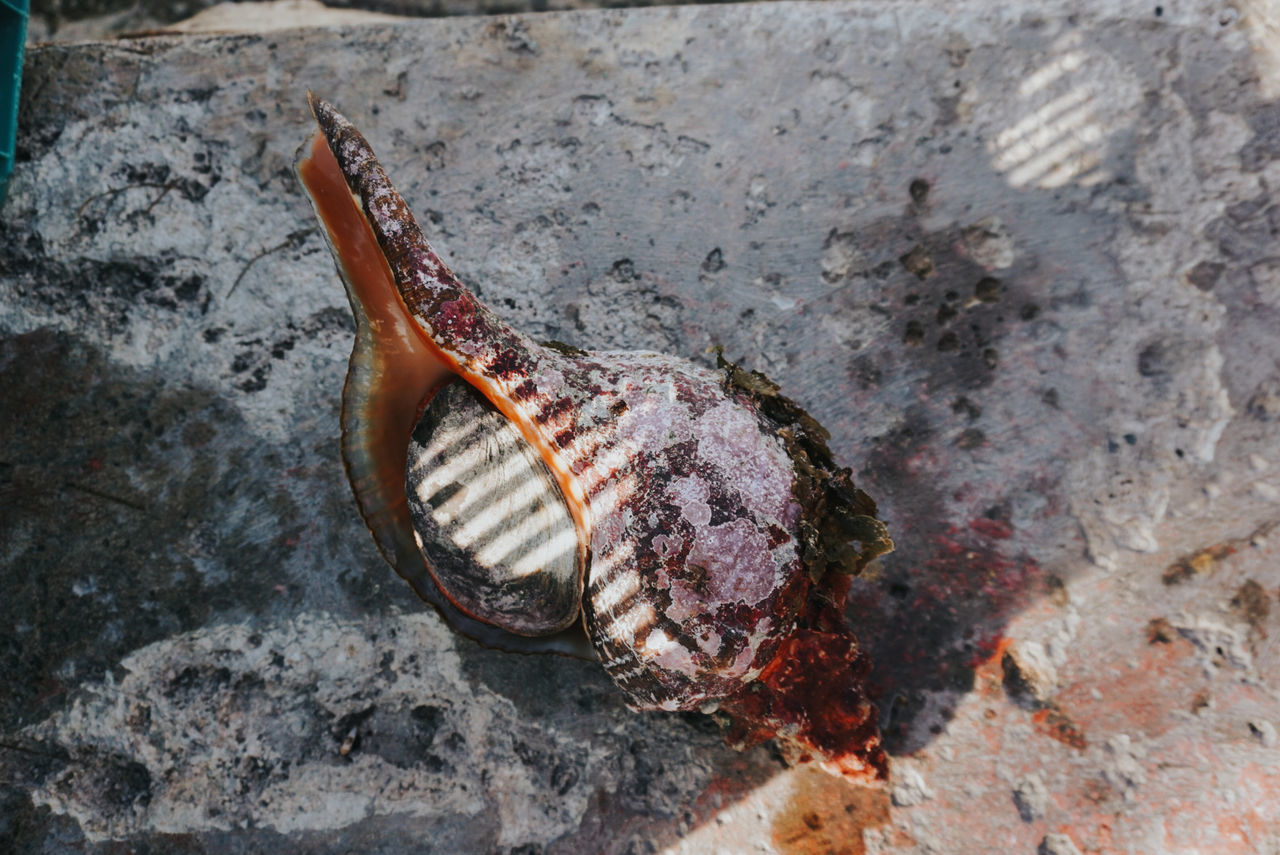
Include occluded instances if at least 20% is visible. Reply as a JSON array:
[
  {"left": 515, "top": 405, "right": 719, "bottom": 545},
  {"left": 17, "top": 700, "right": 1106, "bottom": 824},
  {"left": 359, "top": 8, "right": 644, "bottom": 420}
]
[
  {"left": 850, "top": 521, "right": 1047, "bottom": 751},
  {"left": 1055, "top": 637, "right": 1200, "bottom": 740},
  {"left": 969, "top": 517, "right": 1013, "bottom": 539},
  {"left": 1032, "top": 706, "right": 1088, "bottom": 750}
]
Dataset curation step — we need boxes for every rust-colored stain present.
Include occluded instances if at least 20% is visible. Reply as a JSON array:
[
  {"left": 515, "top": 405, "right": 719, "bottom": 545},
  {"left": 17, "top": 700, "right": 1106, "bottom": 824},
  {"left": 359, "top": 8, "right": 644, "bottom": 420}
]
[
  {"left": 1080, "top": 817, "right": 1118, "bottom": 854},
  {"left": 1032, "top": 706, "right": 1087, "bottom": 750},
  {"left": 974, "top": 636, "right": 1014, "bottom": 676},
  {"left": 1231, "top": 579, "right": 1271, "bottom": 637},
  {"left": 1146, "top": 616, "right": 1176, "bottom": 644},
  {"left": 1163, "top": 518, "right": 1280, "bottom": 585},
  {"left": 1053, "top": 639, "right": 1197, "bottom": 739},
  {"left": 1163, "top": 543, "right": 1236, "bottom": 585},
  {"left": 771, "top": 767, "right": 893, "bottom": 855},
  {"left": 972, "top": 633, "right": 1014, "bottom": 673}
]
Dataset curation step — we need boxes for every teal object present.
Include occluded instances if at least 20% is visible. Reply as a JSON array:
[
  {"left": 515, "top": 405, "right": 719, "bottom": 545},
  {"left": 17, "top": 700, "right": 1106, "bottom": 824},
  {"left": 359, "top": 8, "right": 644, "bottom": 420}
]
[{"left": 0, "top": 0, "right": 27, "bottom": 206}]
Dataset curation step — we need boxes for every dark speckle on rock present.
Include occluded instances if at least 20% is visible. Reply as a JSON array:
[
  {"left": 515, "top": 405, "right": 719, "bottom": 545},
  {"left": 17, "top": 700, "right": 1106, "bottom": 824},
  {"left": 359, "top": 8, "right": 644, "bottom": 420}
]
[
  {"left": 974, "top": 277, "right": 1001, "bottom": 303},
  {"left": 909, "top": 178, "right": 930, "bottom": 205},
  {"left": 701, "top": 247, "right": 725, "bottom": 273},
  {"left": 1186, "top": 261, "right": 1224, "bottom": 291},
  {"left": 900, "top": 244, "right": 935, "bottom": 279},
  {"left": 904, "top": 320, "right": 925, "bottom": 346},
  {"left": 951, "top": 396, "right": 982, "bottom": 421}
]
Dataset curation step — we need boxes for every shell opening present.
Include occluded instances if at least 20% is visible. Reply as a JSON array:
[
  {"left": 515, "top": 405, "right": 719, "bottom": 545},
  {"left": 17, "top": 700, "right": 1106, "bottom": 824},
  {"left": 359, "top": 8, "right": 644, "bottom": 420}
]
[
  {"left": 407, "top": 379, "right": 581, "bottom": 635},
  {"left": 297, "top": 127, "right": 590, "bottom": 651},
  {"left": 297, "top": 131, "right": 450, "bottom": 561}
]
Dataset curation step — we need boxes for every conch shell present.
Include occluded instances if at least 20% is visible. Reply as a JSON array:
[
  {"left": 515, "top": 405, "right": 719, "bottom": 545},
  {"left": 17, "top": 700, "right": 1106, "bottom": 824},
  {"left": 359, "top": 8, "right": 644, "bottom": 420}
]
[{"left": 296, "top": 94, "right": 892, "bottom": 780}]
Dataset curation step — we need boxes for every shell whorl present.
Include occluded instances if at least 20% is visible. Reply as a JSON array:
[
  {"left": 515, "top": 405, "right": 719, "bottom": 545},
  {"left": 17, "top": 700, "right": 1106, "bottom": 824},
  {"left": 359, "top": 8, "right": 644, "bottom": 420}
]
[{"left": 572, "top": 354, "right": 807, "bottom": 711}]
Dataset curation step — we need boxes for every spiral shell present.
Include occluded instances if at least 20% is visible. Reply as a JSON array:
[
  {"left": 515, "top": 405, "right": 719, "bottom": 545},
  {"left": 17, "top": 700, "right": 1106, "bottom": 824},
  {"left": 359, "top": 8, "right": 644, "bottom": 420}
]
[{"left": 297, "top": 94, "right": 892, "bottom": 780}]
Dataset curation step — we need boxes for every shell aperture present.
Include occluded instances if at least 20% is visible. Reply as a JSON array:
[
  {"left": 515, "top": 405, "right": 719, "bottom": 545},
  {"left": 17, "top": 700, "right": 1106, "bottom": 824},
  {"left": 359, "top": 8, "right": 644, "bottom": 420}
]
[
  {"left": 406, "top": 378, "right": 581, "bottom": 636},
  {"left": 295, "top": 100, "right": 591, "bottom": 656},
  {"left": 297, "top": 94, "right": 893, "bottom": 780}
]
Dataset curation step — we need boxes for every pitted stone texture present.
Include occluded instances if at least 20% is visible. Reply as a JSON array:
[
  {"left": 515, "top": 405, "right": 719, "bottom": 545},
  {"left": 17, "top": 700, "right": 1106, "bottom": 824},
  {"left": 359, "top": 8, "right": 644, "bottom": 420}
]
[{"left": 5, "top": 1, "right": 1280, "bottom": 852}]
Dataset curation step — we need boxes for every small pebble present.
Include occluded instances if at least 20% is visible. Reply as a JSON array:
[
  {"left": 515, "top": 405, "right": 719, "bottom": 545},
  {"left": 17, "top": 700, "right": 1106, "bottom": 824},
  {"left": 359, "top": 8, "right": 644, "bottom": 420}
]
[
  {"left": 1039, "top": 833, "right": 1082, "bottom": 855},
  {"left": 1002, "top": 640, "right": 1058, "bottom": 707},
  {"left": 1249, "top": 720, "right": 1278, "bottom": 748},
  {"left": 891, "top": 767, "right": 934, "bottom": 807},
  {"left": 1013, "top": 773, "right": 1049, "bottom": 822}
]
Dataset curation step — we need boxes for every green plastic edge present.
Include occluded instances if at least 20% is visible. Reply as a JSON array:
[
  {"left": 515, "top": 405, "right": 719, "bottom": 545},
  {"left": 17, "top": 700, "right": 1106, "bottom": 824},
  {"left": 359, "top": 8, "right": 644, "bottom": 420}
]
[{"left": 0, "top": 0, "right": 29, "bottom": 207}]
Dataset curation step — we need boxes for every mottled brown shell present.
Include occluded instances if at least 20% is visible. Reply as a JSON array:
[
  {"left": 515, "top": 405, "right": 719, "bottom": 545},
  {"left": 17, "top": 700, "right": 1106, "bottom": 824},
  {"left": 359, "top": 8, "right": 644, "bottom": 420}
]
[{"left": 297, "top": 94, "right": 893, "bottom": 780}]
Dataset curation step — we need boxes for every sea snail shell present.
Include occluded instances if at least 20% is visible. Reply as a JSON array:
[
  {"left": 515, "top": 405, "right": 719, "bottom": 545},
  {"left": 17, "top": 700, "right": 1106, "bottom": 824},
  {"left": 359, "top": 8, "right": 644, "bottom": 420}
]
[{"left": 296, "top": 94, "right": 893, "bottom": 780}]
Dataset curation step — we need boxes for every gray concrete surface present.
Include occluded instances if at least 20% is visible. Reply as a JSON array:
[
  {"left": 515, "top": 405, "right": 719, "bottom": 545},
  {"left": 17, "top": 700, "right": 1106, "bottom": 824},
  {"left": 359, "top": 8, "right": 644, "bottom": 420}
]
[
  {"left": 2, "top": 1, "right": 1280, "bottom": 852},
  {"left": 25, "top": 0, "right": 727, "bottom": 43}
]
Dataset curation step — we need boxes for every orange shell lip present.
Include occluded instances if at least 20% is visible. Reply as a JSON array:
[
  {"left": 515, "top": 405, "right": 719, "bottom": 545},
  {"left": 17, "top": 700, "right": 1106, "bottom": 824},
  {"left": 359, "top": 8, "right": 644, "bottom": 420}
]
[{"left": 296, "top": 100, "right": 592, "bottom": 657}]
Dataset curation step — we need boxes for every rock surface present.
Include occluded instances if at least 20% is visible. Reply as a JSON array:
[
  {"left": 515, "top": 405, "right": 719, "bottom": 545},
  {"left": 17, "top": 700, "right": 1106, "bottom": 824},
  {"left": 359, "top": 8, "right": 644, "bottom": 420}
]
[{"left": 3, "top": 1, "right": 1280, "bottom": 852}]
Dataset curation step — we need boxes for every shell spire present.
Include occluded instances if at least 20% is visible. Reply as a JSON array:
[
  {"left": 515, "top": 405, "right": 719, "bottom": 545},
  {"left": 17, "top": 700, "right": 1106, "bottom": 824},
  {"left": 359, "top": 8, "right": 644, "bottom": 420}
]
[{"left": 306, "top": 93, "right": 547, "bottom": 393}]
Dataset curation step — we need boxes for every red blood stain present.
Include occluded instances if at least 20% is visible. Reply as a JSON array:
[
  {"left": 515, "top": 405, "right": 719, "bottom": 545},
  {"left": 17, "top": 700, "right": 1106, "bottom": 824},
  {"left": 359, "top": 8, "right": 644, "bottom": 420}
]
[
  {"left": 969, "top": 517, "right": 1012, "bottom": 539},
  {"left": 720, "top": 573, "right": 887, "bottom": 782},
  {"left": 850, "top": 523, "right": 1046, "bottom": 750},
  {"left": 1032, "top": 706, "right": 1088, "bottom": 750}
]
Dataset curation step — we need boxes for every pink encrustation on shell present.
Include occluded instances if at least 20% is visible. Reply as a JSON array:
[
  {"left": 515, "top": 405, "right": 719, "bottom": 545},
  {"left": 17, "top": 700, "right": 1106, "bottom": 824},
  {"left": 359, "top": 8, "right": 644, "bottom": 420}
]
[{"left": 297, "top": 94, "right": 894, "bottom": 780}]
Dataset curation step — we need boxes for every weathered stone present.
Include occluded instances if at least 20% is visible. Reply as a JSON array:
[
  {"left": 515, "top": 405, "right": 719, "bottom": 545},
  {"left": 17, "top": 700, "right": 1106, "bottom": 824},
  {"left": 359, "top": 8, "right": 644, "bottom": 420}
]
[
  {"left": 1001, "top": 640, "right": 1059, "bottom": 708},
  {"left": 4, "top": 1, "right": 1280, "bottom": 852}
]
